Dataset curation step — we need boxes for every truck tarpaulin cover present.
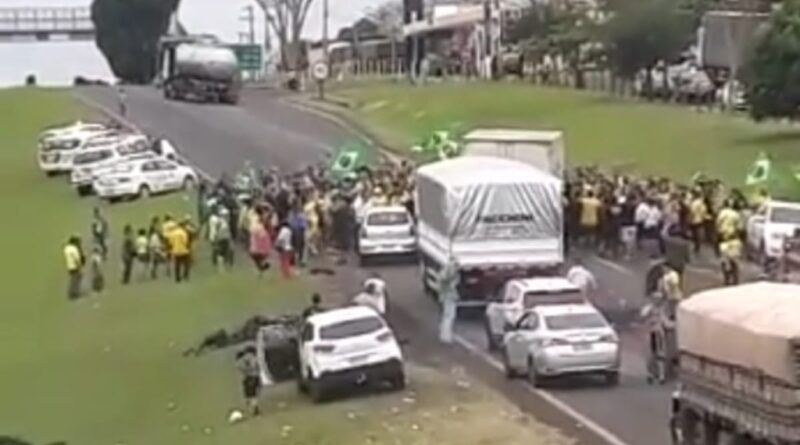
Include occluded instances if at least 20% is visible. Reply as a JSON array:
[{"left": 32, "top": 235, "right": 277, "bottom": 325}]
[
  {"left": 415, "top": 156, "right": 562, "bottom": 266},
  {"left": 677, "top": 282, "right": 800, "bottom": 386}
]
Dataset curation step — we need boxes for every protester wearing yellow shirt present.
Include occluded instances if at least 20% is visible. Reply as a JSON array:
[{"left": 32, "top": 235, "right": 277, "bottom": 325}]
[
  {"left": 579, "top": 191, "right": 602, "bottom": 247},
  {"left": 161, "top": 215, "right": 178, "bottom": 275},
  {"left": 166, "top": 224, "right": 191, "bottom": 283},
  {"left": 64, "top": 236, "right": 84, "bottom": 300},
  {"left": 719, "top": 234, "right": 742, "bottom": 285},
  {"left": 716, "top": 203, "right": 741, "bottom": 241},
  {"left": 688, "top": 195, "right": 708, "bottom": 253}
]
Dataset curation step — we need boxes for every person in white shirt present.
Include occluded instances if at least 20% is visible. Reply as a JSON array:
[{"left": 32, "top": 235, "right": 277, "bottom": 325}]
[
  {"left": 635, "top": 198, "right": 663, "bottom": 254},
  {"left": 566, "top": 259, "right": 598, "bottom": 297},
  {"left": 275, "top": 222, "right": 294, "bottom": 279},
  {"left": 352, "top": 280, "right": 386, "bottom": 315}
]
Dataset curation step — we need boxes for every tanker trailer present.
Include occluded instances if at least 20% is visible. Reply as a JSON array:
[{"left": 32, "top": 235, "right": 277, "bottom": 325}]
[{"left": 164, "top": 43, "right": 242, "bottom": 104}]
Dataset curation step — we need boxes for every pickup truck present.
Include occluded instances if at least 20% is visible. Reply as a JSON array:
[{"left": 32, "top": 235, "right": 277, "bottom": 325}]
[
  {"left": 746, "top": 200, "right": 800, "bottom": 261},
  {"left": 484, "top": 277, "right": 585, "bottom": 351}
]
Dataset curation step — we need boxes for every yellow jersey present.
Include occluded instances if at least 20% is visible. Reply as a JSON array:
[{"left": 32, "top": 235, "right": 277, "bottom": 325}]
[
  {"left": 716, "top": 208, "right": 740, "bottom": 239},
  {"left": 720, "top": 238, "right": 743, "bottom": 260},
  {"left": 64, "top": 244, "right": 82, "bottom": 271},
  {"left": 166, "top": 227, "right": 190, "bottom": 257},
  {"left": 580, "top": 197, "right": 602, "bottom": 227},
  {"left": 689, "top": 199, "right": 707, "bottom": 225},
  {"left": 135, "top": 235, "right": 148, "bottom": 256}
]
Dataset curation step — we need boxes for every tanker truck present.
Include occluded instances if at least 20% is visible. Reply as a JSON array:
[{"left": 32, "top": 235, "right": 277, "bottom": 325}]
[
  {"left": 671, "top": 282, "right": 800, "bottom": 444},
  {"left": 162, "top": 43, "right": 242, "bottom": 104}
]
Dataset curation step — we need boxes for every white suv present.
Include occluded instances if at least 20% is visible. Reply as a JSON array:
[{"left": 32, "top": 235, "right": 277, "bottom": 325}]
[
  {"left": 37, "top": 130, "right": 123, "bottom": 175},
  {"left": 70, "top": 135, "right": 152, "bottom": 195},
  {"left": 357, "top": 205, "right": 416, "bottom": 265},
  {"left": 297, "top": 306, "right": 405, "bottom": 402}
]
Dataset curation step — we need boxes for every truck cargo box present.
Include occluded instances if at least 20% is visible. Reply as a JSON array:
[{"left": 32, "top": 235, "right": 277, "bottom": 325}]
[
  {"left": 415, "top": 156, "right": 563, "bottom": 270},
  {"left": 461, "top": 129, "right": 565, "bottom": 178},
  {"left": 677, "top": 282, "right": 800, "bottom": 386}
]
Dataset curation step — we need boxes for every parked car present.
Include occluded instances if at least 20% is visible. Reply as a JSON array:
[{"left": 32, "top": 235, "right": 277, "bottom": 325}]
[
  {"left": 38, "top": 121, "right": 108, "bottom": 145},
  {"left": 357, "top": 205, "right": 416, "bottom": 265},
  {"left": 37, "top": 130, "right": 124, "bottom": 175},
  {"left": 746, "top": 200, "right": 800, "bottom": 262},
  {"left": 501, "top": 303, "right": 620, "bottom": 386},
  {"left": 93, "top": 158, "right": 197, "bottom": 201},
  {"left": 296, "top": 306, "right": 405, "bottom": 403},
  {"left": 485, "top": 277, "right": 585, "bottom": 351},
  {"left": 69, "top": 134, "right": 152, "bottom": 196}
]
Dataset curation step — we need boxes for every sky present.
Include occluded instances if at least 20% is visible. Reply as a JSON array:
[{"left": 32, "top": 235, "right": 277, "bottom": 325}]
[{"left": 18, "top": 0, "right": 384, "bottom": 42}]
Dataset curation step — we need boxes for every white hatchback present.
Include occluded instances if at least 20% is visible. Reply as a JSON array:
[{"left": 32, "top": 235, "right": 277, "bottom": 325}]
[
  {"left": 357, "top": 205, "right": 416, "bottom": 264},
  {"left": 502, "top": 303, "right": 620, "bottom": 387},
  {"left": 297, "top": 306, "right": 405, "bottom": 402},
  {"left": 69, "top": 135, "right": 153, "bottom": 195},
  {"left": 93, "top": 158, "right": 197, "bottom": 201}
]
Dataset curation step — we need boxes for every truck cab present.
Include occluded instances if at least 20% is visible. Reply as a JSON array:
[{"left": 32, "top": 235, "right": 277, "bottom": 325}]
[
  {"left": 484, "top": 277, "right": 585, "bottom": 350},
  {"left": 746, "top": 200, "right": 800, "bottom": 261}
]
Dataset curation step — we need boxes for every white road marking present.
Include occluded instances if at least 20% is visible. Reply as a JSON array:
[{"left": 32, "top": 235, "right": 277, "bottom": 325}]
[{"left": 453, "top": 334, "right": 631, "bottom": 445}]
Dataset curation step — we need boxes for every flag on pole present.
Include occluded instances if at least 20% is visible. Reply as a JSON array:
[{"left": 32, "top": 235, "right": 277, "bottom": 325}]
[{"left": 330, "top": 141, "right": 369, "bottom": 181}]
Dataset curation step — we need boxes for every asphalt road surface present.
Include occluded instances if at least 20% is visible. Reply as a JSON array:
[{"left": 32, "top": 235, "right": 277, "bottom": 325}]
[{"left": 76, "top": 85, "right": 754, "bottom": 445}]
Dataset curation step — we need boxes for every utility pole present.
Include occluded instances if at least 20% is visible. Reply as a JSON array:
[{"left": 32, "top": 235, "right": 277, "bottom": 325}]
[
  {"left": 319, "top": 0, "right": 330, "bottom": 100},
  {"left": 241, "top": 5, "right": 255, "bottom": 44}
]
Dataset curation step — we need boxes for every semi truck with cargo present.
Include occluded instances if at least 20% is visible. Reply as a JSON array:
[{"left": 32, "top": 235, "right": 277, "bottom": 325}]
[
  {"left": 161, "top": 42, "right": 242, "bottom": 104},
  {"left": 415, "top": 156, "right": 564, "bottom": 307},
  {"left": 672, "top": 282, "right": 800, "bottom": 444},
  {"left": 461, "top": 129, "right": 565, "bottom": 178}
]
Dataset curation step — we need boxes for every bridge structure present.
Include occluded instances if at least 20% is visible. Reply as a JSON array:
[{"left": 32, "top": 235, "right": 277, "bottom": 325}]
[{"left": 0, "top": 7, "right": 95, "bottom": 42}]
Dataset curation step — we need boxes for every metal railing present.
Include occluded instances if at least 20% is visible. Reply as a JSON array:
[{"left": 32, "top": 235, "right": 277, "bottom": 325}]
[{"left": 0, "top": 7, "right": 93, "bottom": 35}]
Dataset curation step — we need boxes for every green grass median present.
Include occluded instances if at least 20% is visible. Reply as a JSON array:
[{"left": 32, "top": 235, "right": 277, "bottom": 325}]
[{"left": 336, "top": 82, "right": 800, "bottom": 193}]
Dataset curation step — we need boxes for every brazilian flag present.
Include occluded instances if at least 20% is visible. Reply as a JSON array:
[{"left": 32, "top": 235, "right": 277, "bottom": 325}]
[
  {"left": 410, "top": 130, "right": 461, "bottom": 163},
  {"left": 745, "top": 152, "right": 771, "bottom": 187},
  {"left": 330, "top": 141, "right": 369, "bottom": 181},
  {"left": 744, "top": 152, "right": 800, "bottom": 200}
]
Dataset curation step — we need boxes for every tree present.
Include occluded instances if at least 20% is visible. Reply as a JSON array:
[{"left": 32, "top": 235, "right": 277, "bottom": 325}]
[
  {"left": 600, "top": 0, "right": 694, "bottom": 82},
  {"left": 255, "top": 0, "right": 315, "bottom": 71},
  {"left": 508, "top": 0, "right": 594, "bottom": 88},
  {"left": 91, "top": 0, "right": 180, "bottom": 83},
  {"left": 744, "top": 0, "right": 800, "bottom": 121},
  {"left": 366, "top": 0, "right": 404, "bottom": 70}
]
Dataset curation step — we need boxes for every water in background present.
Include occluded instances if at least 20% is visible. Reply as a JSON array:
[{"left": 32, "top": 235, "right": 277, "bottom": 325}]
[{"left": 0, "top": 39, "right": 114, "bottom": 88}]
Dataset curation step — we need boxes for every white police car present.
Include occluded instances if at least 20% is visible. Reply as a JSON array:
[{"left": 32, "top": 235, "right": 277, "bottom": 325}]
[
  {"left": 297, "top": 306, "right": 405, "bottom": 402},
  {"left": 38, "top": 129, "right": 124, "bottom": 175},
  {"left": 70, "top": 135, "right": 152, "bottom": 195},
  {"left": 93, "top": 157, "right": 197, "bottom": 201}
]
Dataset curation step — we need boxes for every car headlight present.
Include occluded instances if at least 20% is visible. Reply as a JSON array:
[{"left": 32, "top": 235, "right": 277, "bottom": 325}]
[{"left": 598, "top": 334, "right": 618, "bottom": 344}]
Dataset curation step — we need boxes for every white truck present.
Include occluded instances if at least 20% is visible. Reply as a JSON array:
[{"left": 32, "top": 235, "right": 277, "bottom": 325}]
[
  {"left": 746, "top": 200, "right": 800, "bottom": 262},
  {"left": 672, "top": 282, "right": 800, "bottom": 444},
  {"left": 461, "top": 129, "right": 565, "bottom": 178},
  {"left": 416, "top": 156, "right": 564, "bottom": 308}
]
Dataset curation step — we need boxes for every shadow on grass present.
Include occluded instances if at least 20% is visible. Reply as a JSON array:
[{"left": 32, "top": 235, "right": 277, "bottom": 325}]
[
  {"left": 732, "top": 130, "right": 800, "bottom": 147},
  {"left": 0, "top": 437, "right": 66, "bottom": 445}
]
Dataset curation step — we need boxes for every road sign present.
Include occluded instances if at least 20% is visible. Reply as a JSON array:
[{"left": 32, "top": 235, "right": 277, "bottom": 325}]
[
  {"left": 229, "top": 44, "right": 262, "bottom": 71},
  {"left": 312, "top": 61, "right": 329, "bottom": 81}
]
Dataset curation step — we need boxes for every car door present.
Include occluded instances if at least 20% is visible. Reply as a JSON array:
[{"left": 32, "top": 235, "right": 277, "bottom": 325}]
[
  {"left": 504, "top": 312, "right": 541, "bottom": 370},
  {"left": 139, "top": 160, "right": 162, "bottom": 190},
  {"left": 298, "top": 322, "right": 315, "bottom": 378},
  {"left": 487, "top": 281, "right": 515, "bottom": 335},
  {"left": 159, "top": 160, "right": 182, "bottom": 191}
]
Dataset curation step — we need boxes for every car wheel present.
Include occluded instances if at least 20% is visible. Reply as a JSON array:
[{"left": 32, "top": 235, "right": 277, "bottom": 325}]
[
  {"left": 502, "top": 349, "right": 517, "bottom": 379},
  {"left": 76, "top": 185, "right": 91, "bottom": 197},
  {"left": 309, "top": 376, "right": 327, "bottom": 403},
  {"left": 296, "top": 369, "right": 309, "bottom": 394},
  {"left": 527, "top": 358, "right": 542, "bottom": 388},
  {"left": 358, "top": 254, "right": 367, "bottom": 267},
  {"left": 45, "top": 171, "right": 58, "bottom": 178},
  {"left": 389, "top": 368, "right": 406, "bottom": 391},
  {"left": 605, "top": 371, "right": 620, "bottom": 386},
  {"left": 182, "top": 176, "right": 196, "bottom": 191},
  {"left": 139, "top": 184, "right": 151, "bottom": 199}
]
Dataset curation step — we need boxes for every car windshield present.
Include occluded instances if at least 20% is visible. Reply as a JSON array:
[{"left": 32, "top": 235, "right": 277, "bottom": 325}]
[
  {"left": 770, "top": 206, "right": 800, "bottom": 225},
  {"left": 319, "top": 316, "right": 384, "bottom": 340},
  {"left": 523, "top": 290, "right": 585, "bottom": 309},
  {"left": 84, "top": 138, "right": 117, "bottom": 150},
  {"left": 74, "top": 150, "right": 113, "bottom": 165},
  {"left": 367, "top": 211, "right": 409, "bottom": 226},
  {"left": 544, "top": 313, "right": 607, "bottom": 331},
  {"left": 42, "top": 138, "right": 78, "bottom": 151}
]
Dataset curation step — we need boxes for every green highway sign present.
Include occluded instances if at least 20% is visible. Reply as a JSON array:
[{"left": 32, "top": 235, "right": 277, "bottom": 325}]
[{"left": 229, "top": 44, "right": 262, "bottom": 71}]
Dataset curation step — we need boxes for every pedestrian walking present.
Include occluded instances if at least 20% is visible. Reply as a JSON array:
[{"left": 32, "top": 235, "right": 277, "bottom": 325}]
[
  {"left": 135, "top": 228, "right": 149, "bottom": 280},
  {"left": 249, "top": 220, "right": 272, "bottom": 278},
  {"left": 275, "top": 221, "right": 294, "bottom": 279},
  {"left": 438, "top": 256, "right": 460, "bottom": 344},
  {"left": 64, "top": 235, "right": 84, "bottom": 300},
  {"left": 236, "top": 347, "right": 261, "bottom": 416},
  {"left": 167, "top": 223, "right": 191, "bottom": 283},
  {"left": 91, "top": 207, "right": 109, "bottom": 260},
  {"left": 289, "top": 209, "right": 307, "bottom": 267},
  {"left": 209, "top": 207, "right": 234, "bottom": 270},
  {"left": 89, "top": 245, "right": 105, "bottom": 294},
  {"left": 121, "top": 224, "right": 136, "bottom": 285},
  {"left": 117, "top": 85, "right": 127, "bottom": 117}
]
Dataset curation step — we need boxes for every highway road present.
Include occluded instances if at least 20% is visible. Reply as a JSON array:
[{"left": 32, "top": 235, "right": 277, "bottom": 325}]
[{"left": 76, "top": 85, "right": 749, "bottom": 445}]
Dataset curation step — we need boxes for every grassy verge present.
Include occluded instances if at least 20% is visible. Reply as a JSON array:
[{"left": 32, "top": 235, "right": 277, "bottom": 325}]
[
  {"left": 334, "top": 82, "right": 800, "bottom": 192},
  {"left": 0, "top": 88, "right": 574, "bottom": 445}
]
